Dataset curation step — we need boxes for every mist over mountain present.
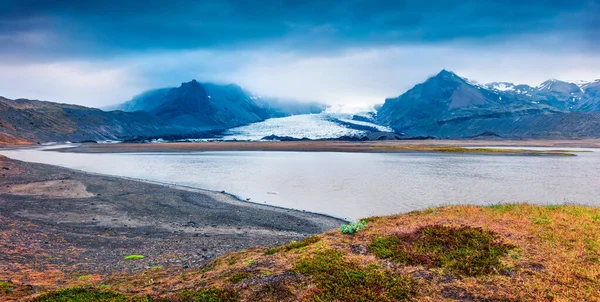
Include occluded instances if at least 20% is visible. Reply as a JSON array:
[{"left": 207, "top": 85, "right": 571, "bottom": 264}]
[
  {"left": 0, "top": 80, "right": 328, "bottom": 144},
  {"left": 112, "top": 80, "right": 327, "bottom": 128}
]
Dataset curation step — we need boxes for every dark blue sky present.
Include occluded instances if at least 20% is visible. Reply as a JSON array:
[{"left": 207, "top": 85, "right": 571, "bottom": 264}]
[{"left": 1, "top": 0, "right": 599, "bottom": 108}]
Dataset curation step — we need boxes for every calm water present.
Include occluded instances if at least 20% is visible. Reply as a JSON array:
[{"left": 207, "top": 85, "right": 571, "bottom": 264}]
[{"left": 2, "top": 146, "right": 599, "bottom": 220}]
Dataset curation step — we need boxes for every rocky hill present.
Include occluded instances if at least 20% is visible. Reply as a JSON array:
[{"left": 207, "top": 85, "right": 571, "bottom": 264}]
[
  {"left": 0, "top": 97, "right": 191, "bottom": 144},
  {"left": 377, "top": 70, "right": 600, "bottom": 139}
]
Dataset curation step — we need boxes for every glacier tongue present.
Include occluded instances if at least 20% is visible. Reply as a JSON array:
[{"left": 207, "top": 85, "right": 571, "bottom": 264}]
[{"left": 222, "top": 113, "right": 386, "bottom": 141}]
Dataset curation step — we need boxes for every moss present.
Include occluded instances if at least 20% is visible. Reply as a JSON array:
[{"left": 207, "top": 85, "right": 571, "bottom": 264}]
[
  {"left": 31, "top": 288, "right": 129, "bottom": 302},
  {"left": 294, "top": 249, "right": 418, "bottom": 301},
  {"left": 77, "top": 275, "right": 93, "bottom": 281},
  {"left": 32, "top": 288, "right": 237, "bottom": 302},
  {"left": 264, "top": 248, "right": 278, "bottom": 255},
  {"left": 0, "top": 281, "right": 14, "bottom": 295},
  {"left": 228, "top": 273, "right": 250, "bottom": 284},
  {"left": 161, "top": 289, "right": 238, "bottom": 302},
  {"left": 369, "top": 225, "right": 515, "bottom": 276},
  {"left": 251, "top": 284, "right": 293, "bottom": 301}
]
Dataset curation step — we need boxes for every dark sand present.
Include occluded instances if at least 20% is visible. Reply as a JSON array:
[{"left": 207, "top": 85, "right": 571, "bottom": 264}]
[
  {"left": 57, "top": 139, "right": 600, "bottom": 154},
  {"left": 0, "top": 155, "right": 342, "bottom": 286}
]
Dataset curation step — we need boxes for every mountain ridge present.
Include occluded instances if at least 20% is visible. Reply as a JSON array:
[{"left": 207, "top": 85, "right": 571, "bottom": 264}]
[{"left": 377, "top": 70, "right": 600, "bottom": 139}]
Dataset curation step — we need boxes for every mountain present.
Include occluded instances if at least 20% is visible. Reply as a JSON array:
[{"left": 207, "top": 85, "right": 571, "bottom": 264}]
[
  {"left": 377, "top": 70, "right": 600, "bottom": 139},
  {"left": 0, "top": 80, "right": 328, "bottom": 144},
  {"left": 107, "top": 88, "right": 172, "bottom": 112},
  {"left": 578, "top": 80, "right": 600, "bottom": 112},
  {"left": 0, "top": 96, "right": 209, "bottom": 144},
  {"left": 112, "top": 80, "right": 327, "bottom": 128}
]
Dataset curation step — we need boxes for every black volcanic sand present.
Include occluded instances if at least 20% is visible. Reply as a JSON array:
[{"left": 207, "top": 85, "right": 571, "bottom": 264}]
[{"left": 0, "top": 155, "right": 343, "bottom": 281}]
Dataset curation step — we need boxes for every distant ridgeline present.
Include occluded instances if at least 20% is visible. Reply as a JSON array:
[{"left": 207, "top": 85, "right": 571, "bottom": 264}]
[
  {"left": 1, "top": 71, "right": 600, "bottom": 144},
  {"left": 377, "top": 70, "right": 600, "bottom": 139},
  {"left": 0, "top": 80, "right": 326, "bottom": 144}
]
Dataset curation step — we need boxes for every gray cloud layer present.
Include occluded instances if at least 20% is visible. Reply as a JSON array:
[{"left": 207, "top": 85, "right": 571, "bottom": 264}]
[{"left": 0, "top": 0, "right": 599, "bottom": 107}]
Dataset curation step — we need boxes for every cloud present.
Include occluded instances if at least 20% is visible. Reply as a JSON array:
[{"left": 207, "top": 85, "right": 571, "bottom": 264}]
[
  {"left": 225, "top": 41, "right": 600, "bottom": 106},
  {"left": 0, "top": 0, "right": 596, "bottom": 60},
  {"left": 0, "top": 61, "right": 144, "bottom": 106},
  {"left": 1, "top": 0, "right": 599, "bottom": 107}
]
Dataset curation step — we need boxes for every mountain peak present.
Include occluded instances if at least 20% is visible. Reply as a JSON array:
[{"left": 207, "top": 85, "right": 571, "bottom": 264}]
[
  {"left": 436, "top": 69, "right": 458, "bottom": 77},
  {"left": 181, "top": 79, "right": 200, "bottom": 86}
]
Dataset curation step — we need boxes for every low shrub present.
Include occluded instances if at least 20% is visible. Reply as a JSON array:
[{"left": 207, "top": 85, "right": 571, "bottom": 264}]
[
  {"left": 339, "top": 220, "right": 367, "bottom": 234},
  {"left": 294, "top": 249, "right": 418, "bottom": 301},
  {"left": 369, "top": 225, "right": 515, "bottom": 276}
]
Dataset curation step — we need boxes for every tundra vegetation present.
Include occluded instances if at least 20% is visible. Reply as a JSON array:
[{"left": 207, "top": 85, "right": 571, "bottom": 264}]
[{"left": 6, "top": 204, "right": 600, "bottom": 301}]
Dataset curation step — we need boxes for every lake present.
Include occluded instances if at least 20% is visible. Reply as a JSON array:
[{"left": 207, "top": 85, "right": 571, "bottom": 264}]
[{"left": 1, "top": 146, "right": 599, "bottom": 220}]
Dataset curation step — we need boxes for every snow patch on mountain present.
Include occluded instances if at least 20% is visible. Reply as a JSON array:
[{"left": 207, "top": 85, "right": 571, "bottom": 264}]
[{"left": 488, "top": 82, "right": 515, "bottom": 92}]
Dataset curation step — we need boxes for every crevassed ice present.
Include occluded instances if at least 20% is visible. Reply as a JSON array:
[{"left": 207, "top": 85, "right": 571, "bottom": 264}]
[
  {"left": 223, "top": 113, "right": 374, "bottom": 141},
  {"left": 336, "top": 118, "right": 392, "bottom": 132}
]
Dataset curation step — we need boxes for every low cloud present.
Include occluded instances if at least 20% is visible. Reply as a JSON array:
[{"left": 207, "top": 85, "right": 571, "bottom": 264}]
[{"left": 0, "top": 61, "right": 144, "bottom": 107}]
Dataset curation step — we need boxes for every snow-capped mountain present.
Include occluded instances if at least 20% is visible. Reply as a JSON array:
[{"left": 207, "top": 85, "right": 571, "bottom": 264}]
[{"left": 377, "top": 70, "right": 600, "bottom": 139}]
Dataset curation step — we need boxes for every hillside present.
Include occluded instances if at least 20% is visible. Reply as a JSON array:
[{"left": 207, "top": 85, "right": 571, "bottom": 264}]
[
  {"left": 377, "top": 70, "right": 600, "bottom": 139},
  {"left": 5, "top": 203, "right": 599, "bottom": 301},
  {"left": 0, "top": 97, "right": 188, "bottom": 144},
  {"left": 0, "top": 80, "right": 327, "bottom": 144}
]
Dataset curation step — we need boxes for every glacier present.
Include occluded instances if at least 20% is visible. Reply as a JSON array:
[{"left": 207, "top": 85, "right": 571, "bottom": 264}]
[{"left": 222, "top": 113, "right": 389, "bottom": 141}]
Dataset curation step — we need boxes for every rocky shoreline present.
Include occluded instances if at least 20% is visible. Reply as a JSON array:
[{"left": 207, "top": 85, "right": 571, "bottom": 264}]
[{"left": 0, "top": 155, "right": 342, "bottom": 294}]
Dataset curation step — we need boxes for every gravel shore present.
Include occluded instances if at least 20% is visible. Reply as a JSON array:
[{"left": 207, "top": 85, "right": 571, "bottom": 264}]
[{"left": 0, "top": 155, "right": 343, "bottom": 285}]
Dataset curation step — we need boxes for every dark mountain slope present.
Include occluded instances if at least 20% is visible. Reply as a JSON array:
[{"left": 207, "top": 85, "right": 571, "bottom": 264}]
[
  {"left": 105, "top": 88, "right": 172, "bottom": 112},
  {"left": 149, "top": 81, "right": 271, "bottom": 128},
  {"left": 0, "top": 97, "right": 184, "bottom": 143},
  {"left": 112, "top": 80, "right": 327, "bottom": 129},
  {"left": 377, "top": 70, "right": 600, "bottom": 139}
]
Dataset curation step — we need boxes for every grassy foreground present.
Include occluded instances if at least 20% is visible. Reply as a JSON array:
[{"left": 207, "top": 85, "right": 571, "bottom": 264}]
[{"left": 4, "top": 204, "right": 600, "bottom": 301}]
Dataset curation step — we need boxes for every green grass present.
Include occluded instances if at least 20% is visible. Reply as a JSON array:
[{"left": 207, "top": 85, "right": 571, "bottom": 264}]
[
  {"left": 339, "top": 220, "right": 368, "bottom": 234},
  {"left": 150, "top": 265, "right": 163, "bottom": 270},
  {"left": 294, "top": 249, "right": 418, "bottom": 301},
  {"left": 369, "top": 225, "right": 515, "bottom": 276},
  {"left": 124, "top": 254, "right": 144, "bottom": 261}
]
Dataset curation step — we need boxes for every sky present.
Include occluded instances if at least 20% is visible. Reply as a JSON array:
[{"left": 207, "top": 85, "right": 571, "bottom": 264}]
[{"left": 1, "top": 0, "right": 599, "bottom": 109}]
